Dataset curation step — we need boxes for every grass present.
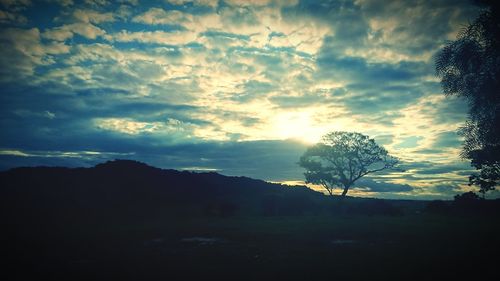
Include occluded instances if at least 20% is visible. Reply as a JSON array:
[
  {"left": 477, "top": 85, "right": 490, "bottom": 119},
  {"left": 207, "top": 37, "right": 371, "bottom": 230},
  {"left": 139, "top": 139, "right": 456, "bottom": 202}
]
[{"left": 6, "top": 213, "right": 499, "bottom": 280}]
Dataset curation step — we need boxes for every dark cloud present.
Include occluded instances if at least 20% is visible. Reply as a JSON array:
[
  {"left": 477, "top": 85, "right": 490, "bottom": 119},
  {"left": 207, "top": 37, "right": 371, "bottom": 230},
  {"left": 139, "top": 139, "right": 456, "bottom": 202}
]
[
  {"left": 317, "top": 54, "right": 429, "bottom": 84},
  {"left": 433, "top": 131, "right": 463, "bottom": 149},
  {"left": 414, "top": 148, "right": 445, "bottom": 155},
  {"left": 431, "top": 97, "right": 468, "bottom": 124},
  {"left": 201, "top": 30, "right": 251, "bottom": 41},
  {"left": 414, "top": 163, "right": 473, "bottom": 175},
  {"left": 429, "top": 184, "right": 467, "bottom": 198},
  {"left": 354, "top": 178, "right": 413, "bottom": 193},
  {"left": 283, "top": 0, "right": 369, "bottom": 45},
  {"left": 360, "top": 0, "right": 481, "bottom": 56}
]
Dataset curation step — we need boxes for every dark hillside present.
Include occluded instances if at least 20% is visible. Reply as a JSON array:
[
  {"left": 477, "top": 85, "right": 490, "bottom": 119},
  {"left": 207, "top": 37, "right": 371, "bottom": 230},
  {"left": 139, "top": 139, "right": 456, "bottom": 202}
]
[{"left": 0, "top": 160, "right": 325, "bottom": 222}]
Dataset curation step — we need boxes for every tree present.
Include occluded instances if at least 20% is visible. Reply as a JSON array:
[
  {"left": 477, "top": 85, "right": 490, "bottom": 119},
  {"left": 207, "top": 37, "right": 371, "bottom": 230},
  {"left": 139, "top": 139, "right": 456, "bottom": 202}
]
[
  {"left": 435, "top": 2, "right": 500, "bottom": 195},
  {"left": 298, "top": 132, "right": 398, "bottom": 197}
]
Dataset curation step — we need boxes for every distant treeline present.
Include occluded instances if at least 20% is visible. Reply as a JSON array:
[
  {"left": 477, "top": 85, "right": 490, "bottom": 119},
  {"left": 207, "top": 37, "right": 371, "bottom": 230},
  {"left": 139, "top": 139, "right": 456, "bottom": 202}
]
[{"left": 1, "top": 160, "right": 499, "bottom": 226}]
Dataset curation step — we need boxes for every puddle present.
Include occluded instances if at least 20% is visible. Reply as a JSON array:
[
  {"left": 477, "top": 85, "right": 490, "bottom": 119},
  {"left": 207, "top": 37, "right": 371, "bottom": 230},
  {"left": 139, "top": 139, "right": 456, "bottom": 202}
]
[
  {"left": 181, "top": 237, "right": 221, "bottom": 245},
  {"left": 331, "top": 239, "right": 357, "bottom": 245}
]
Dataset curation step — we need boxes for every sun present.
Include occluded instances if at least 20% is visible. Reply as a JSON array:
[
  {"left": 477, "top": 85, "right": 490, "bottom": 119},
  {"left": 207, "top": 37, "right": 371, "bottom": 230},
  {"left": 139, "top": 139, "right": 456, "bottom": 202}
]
[{"left": 272, "top": 111, "right": 326, "bottom": 144}]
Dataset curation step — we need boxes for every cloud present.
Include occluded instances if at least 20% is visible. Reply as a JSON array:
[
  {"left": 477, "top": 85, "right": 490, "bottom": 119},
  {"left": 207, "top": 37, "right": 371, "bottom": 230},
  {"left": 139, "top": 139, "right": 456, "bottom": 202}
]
[
  {"left": 231, "top": 79, "right": 276, "bottom": 102},
  {"left": 84, "top": 0, "right": 109, "bottom": 7},
  {"left": 373, "top": 134, "right": 393, "bottom": 146},
  {"left": 359, "top": 0, "right": 480, "bottom": 56},
  {"left": 167, "top": 0, "right": 218, "bottom": 8},
  {"left": 269, "top": 91, "right": 332, "bottom": 108},
  {"left": 72, "top": 8, "right": 115, "bottom": 23},
  {"left": 433, "top": 131, "right": 463, "bottom": 149},
  {"left": 95, "top": 118, "right": 165, "bottom": 134},
  {"left": 132, "top": 7, "right": 193, "bottom": 25},
  {"left": 50, "top": 0, "right": 74, "bottom": 7},
  {"left": 0, "top": 8, "right": 27, "bottom": 24},
  {"left": 0, "top": 27, "right": 70, "bottom": 80},
  {"left": 107, "top": 30, "right": 197, "bottom": 45},
  {"left": 413, "top": 162, "right": 473, "bottom": 176},
  {"left": 0, "top": 149, "right": 135, "bottom": 171},
  {"left": 355, "top": 178, "right": 414, "bottom": 193},
  {"left": 0, "top": 0, "right": 31, "bottom": 11},
  {"left": 224, "top": 0, "right": 271, "bottom": 7},
  {"left": 95, "top": 117, "right": 194, "bottom": 139},
  {"left": 394, "top": 136, "right": 423, "bottom": 149},
  {"left": 42, "top": 22, "right": 106, "bottom": 41}
]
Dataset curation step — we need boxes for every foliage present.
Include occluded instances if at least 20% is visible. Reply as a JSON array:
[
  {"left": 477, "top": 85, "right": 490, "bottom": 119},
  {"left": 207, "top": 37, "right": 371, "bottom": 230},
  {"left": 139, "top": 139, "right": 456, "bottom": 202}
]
[
  {"left": 453, "top": 191, "right": 485, "bottom": 212},
  {"left": 435, "top": 4, "right": 500, "bottom": 195},
  {"left": 454, "top": 191, "right": 482, "bottom": 202},
  {"left": 298, "top": 131, "right": 398, "bottom": 196}
]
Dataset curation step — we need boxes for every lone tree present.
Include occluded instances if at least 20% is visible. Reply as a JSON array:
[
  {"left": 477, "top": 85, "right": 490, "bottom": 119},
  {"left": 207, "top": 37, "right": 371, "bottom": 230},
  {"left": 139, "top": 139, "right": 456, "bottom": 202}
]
[
  {"left": 299, "top": 131, "right": 398, "bottom": 197},
  {"left": 435, "top": 1, "right": 499, "bottom": 195}
]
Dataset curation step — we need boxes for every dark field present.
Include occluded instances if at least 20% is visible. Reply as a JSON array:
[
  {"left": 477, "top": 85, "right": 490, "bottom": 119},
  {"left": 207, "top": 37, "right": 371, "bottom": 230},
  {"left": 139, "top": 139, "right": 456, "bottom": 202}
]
[
  {"left": 2, "top": 161, "right": 499, "bottom": 280},
  {"left": 5, "top": 213, "right": 499, "bottom": 280}
]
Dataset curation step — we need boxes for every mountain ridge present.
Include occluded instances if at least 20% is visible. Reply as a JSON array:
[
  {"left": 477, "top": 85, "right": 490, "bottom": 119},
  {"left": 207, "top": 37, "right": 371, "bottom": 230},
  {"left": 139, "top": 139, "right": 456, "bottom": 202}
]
[{"left": 0, "top": 159, "right": 326, "bottom": 220}]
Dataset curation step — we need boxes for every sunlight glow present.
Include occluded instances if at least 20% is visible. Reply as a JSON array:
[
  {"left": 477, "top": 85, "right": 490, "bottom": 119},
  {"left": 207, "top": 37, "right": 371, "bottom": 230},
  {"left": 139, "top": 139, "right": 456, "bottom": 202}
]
[{"left": 272, "top": 111, "right": 325, "bottom": 144}]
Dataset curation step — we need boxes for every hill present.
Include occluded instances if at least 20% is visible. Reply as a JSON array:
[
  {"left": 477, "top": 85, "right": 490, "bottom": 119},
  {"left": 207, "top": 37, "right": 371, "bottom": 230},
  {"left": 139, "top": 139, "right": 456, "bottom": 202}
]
[{"left": 0, "top": 159, "right": 329, "bottom": 221}]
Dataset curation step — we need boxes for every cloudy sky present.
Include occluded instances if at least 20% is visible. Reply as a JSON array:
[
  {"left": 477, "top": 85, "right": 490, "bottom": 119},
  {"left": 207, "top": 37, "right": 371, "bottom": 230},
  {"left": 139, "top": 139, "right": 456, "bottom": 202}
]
[{"left": 0, "top": 0, "right": 493, "bottom": 199}]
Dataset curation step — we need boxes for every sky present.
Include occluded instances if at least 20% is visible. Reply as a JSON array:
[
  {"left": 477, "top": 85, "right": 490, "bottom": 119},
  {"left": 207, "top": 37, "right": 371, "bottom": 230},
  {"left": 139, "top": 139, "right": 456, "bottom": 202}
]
[{"left": 0, "top": 0, "right": 494, "bottom": 200}]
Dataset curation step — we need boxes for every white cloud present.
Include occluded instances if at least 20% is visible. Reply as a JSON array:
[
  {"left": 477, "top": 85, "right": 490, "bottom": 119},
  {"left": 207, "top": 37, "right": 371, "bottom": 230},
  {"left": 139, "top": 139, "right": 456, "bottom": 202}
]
[
  {"left": 42, "top": 22, "right": 106, "bottom": 41},
  {"left": 0, "top": 149, "right": 32, "bottom": 157},
  {"left": 42, "top": 27, "right": 74, "bottom": 41},
  {"left": 67, "top": 22, "right": 106, "bottom": 39},
  {"left": 72, "top": 8, "right": 115, "bottom": 23},
  {"left": 95, "top": 117, "right": 195, "bottom": 139},
  {"left": 0, "top": 149, "right": 135, "bottom": 159},
  {"left": 0, "top": 27, "right": 70, "bottom": 79},
  {"left": 224, "top": 0, "right": 271, "bottom": 6},
  {"left": 96, "top": 118, "right": 163, "bottom": 134},
  {"left": 132, "top": 7, "right": 193, "bottom": 25}
]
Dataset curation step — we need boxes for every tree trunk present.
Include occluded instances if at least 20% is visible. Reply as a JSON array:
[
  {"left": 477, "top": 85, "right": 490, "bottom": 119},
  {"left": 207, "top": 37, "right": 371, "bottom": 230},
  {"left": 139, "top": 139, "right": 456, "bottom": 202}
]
[{"left": 341, "top": 184, "right": 350, "bottom": 197}]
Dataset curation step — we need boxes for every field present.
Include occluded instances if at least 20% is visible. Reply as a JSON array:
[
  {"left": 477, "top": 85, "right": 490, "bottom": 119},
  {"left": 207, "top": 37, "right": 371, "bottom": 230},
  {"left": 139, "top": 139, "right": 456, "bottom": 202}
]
[{"left": 6, "top": 212, "right": 499, "bottom": 280}]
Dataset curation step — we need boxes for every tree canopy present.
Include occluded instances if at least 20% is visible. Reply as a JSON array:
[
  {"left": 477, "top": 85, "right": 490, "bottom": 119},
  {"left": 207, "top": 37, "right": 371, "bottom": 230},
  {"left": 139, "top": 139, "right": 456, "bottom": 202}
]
[
  {"left": 298, "top": 132, "right": 398, "bottom": 197},
  {"left": 435, "top": 3, "right": 500, "bottom": 195}
]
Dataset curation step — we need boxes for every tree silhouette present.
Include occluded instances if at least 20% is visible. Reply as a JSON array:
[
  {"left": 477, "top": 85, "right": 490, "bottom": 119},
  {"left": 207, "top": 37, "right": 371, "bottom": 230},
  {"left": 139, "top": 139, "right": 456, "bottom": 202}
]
[
  {"left": 298, "top": 132, "right": 398, "bottom": 197},
  {"left": 435, "top": 2, "right": 500, "bottom": 195}
]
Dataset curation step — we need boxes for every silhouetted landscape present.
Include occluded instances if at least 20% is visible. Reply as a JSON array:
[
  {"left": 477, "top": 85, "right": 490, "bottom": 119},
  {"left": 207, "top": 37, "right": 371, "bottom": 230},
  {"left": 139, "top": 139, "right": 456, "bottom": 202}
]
[{"left": 2, "top": 160, "right": 499, "bottom": 280}]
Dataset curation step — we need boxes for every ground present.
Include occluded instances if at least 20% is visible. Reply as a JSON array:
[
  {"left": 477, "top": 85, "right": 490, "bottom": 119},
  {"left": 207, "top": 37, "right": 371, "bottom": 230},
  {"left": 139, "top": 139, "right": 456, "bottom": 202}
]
[{"left": 6, "top": 213, "right": 499, "bottom": 281}]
